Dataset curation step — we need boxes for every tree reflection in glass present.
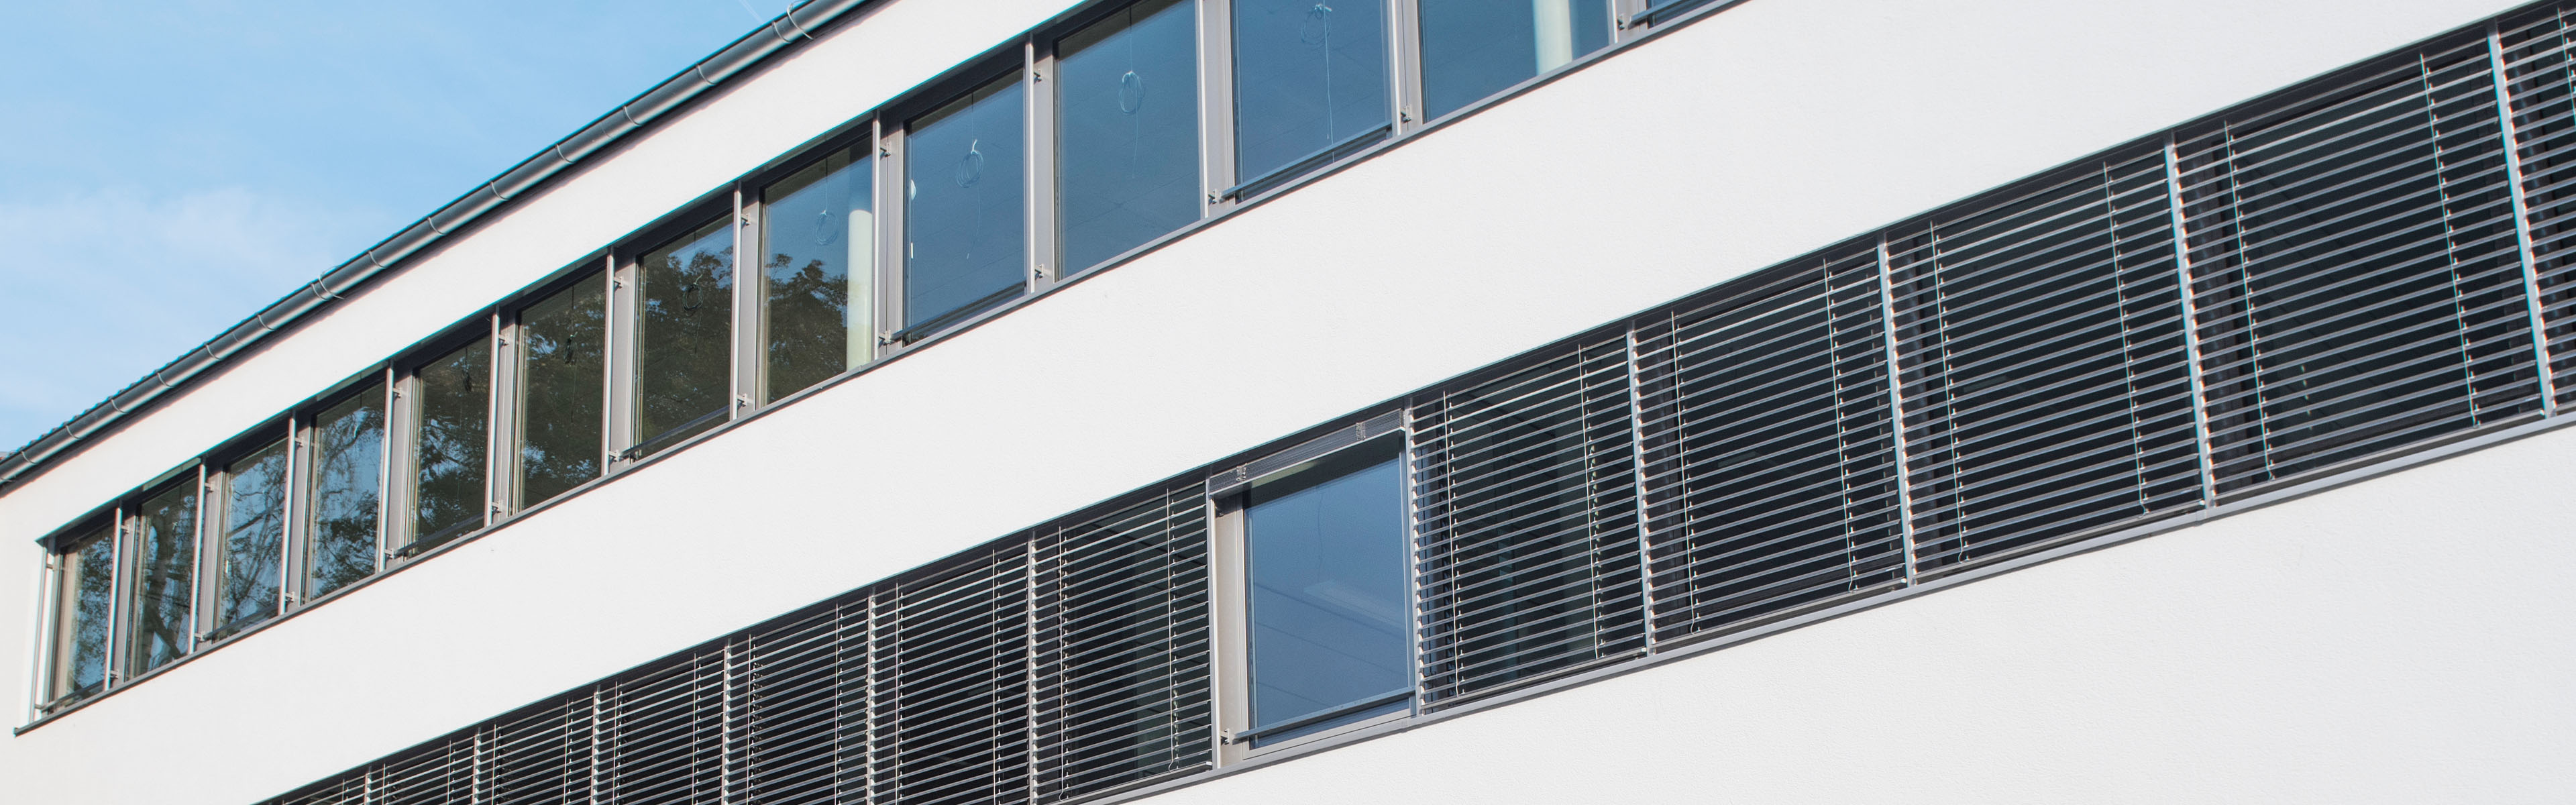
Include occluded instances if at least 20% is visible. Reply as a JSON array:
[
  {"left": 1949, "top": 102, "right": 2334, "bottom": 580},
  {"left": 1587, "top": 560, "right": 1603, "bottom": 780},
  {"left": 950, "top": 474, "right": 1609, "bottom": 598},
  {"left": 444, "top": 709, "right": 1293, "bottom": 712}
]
[
  {"left": 52, "top": 526, "right": 115, "bottom": 700},
  {"left": 637, "top": 218, "right": 735, "bottom": 451},
  {"left": 518, "top": 278, "right": 606, "bottom": 506},
  {"left": 906, "top": 72, "right": 1027, "bottom": 333},
  {"left": 213, "top": 439, "right": 288, "bottom": 637},
  {"left": 307, "top": 385, "right": 384, "bottom": 598},
  {"left": 129, "top": 480, "right": 197, "bottom": 675},
  {"left": 412, "top": 338, "right": 490, "bottom": 551},
  {"left": 1059, "top": 0, "right": 1200, "bottom": 274},
  {"left": 762, "top": 146, "right": 872, "bottom": 402}
]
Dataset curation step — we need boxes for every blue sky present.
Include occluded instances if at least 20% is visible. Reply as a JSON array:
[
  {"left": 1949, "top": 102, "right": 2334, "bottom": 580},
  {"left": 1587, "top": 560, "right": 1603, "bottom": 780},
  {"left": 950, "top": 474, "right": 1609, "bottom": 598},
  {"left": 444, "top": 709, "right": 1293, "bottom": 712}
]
[{"left": 0, "top": 1, "right": 796, "bottom": 451}]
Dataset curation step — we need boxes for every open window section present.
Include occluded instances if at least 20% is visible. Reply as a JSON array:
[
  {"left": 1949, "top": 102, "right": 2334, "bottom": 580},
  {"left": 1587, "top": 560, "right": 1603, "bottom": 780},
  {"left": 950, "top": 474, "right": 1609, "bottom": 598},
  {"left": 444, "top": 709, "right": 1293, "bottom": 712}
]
[
  {"left": 211, "top": 437, "right": 289, "bottom": 639},
  {"left": 635, "top": 217, "right": 737, "bottom": 455},
  {"left": 518, "top": 278, "right": 606, "bottom": 506},
  {"left": 47, "top": 524, "right": 115, "bottom": 708},
  {"left": 761, "top": 146, "right": 875, "bottom": 402},
  {"left": 1417, "top": 0, "right": 1609, "bottom": 120},
  {"left": 1058, "top": 0, "right": 1201, "bottom": 275},
  {"left": 904, "top": 72, "right": 1028, "bottom": 340},
  {"left": 127, "top": 478, "right": 198, "bottom": 676},
  {"left": 306, "top": 384, "right": 386, "bottom": 598},
  {"left": 409, "top": 338, "right": 490, "bottom": 555},
  {"left": 1230, "top": 0, "right": 1390, "bottom": 199},
  {"left": 1238, "top": 436, "right": 1411, "bottom": 749}
]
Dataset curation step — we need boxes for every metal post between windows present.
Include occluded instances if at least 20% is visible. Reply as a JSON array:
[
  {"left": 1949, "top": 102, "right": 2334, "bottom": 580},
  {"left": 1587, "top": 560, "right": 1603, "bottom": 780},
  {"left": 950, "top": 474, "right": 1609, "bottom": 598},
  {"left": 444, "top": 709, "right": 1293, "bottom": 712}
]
[
  {"left": 1872, "top": 234, "right": 1921, "bottom": 586},
  {"left": 2161, "top": 136, "right": 2223, "bottom": 507},
  {"left": 2485, "top": 21, "right": 2561, "bottom": 415}
]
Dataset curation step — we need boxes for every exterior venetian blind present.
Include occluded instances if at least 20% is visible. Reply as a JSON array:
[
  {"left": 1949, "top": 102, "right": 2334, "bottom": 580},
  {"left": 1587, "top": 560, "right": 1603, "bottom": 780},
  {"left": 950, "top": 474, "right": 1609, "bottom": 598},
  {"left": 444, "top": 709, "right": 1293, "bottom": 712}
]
[
  {"left": 1411, "top": 336, "right": 1645, "bottom": 705},
  {"left": 1031, "top": 487, "right": 1214, "bottom": 802},
  {"left": 870, "top": 547, "right": 1032, "bottom": 805},
  {"left": 2502, "top": 7, "right": 2576, "bottom": 408},
  {"left": 1632, "top": 248, "right": 1906, "bottom": 643},
  {"left": 2179, "top": 37, "right": 2542, "bottom": 494},
  {"left": 488, "top": 696, "right": 594, "bottom": 805},
  {"left": 602, "top": 649, "right": 727, "bottom": 804},
  {"left": 742, "top": 598, "right": 869, "bottom": 804},
  {"left": 376, "top": 734, "right": 472, "bottom": 805},
  {"left": 1886, "top": 152, "right": 2203, "bottom": 569}
]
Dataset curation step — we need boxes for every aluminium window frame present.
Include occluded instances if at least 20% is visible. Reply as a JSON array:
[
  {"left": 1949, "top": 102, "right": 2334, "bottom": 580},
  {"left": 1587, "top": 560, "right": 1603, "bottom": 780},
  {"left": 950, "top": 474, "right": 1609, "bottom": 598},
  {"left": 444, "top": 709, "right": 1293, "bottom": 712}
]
[
  {"left": 739, "top": 125, "right": 884, "bottom": 406},
  {"left": 878, "top": 50, "right": 1044, "bottom": 349},
  {"left": 608, "top": 197, "right": 746, "bottom": 466},
  {"left": 498, "top": 257, "right": 616, "bottom": 513},
  {"left": 292, "top": 366, "right": 398, "bottom": 604},
  {"left": 386, "top": 319, "right": 503, "bottom": 564},
  {"left": 118, "top": 464, "right": 207, "bottom": 681},
  {"left": 195, "top": 416, "right": 301, "bottom": 643},
  {"left": 35, "top": 511, "right": 119, "bottom": 713},
  {"left": 1205, "top": 411, "right": 1419, "bottom": 765},
  {"left": 1040, "top": 0, "right": 1220, "bottom": 282}
]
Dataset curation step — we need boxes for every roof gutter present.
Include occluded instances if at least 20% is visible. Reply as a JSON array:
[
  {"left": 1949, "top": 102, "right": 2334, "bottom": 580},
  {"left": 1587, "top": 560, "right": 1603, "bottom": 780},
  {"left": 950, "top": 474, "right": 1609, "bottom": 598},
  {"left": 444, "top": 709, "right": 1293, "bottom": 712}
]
[{"left": 0, "top": 0, "right": 873, "bottom": 496}]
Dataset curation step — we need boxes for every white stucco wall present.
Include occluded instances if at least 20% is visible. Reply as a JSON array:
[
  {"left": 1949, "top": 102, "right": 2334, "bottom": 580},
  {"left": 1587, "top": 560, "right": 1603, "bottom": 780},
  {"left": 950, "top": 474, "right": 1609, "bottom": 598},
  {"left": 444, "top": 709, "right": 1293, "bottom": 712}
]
[{"left": 0, "top": 0, "right": 2547, "bottom": 802}]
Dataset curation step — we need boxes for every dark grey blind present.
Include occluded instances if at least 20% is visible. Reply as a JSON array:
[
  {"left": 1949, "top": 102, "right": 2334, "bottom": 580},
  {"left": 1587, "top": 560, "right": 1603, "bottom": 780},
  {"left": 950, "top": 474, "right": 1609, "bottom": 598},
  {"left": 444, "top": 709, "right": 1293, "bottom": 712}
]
[
  {"left": 871, "top": 547, "right": 1032, "bottom": 805},
  {"left": 603, "top": 649, "right": 727, "bottom": 804},
  {"left": 488, "top": 696, "right": 593, "bottom": 805},
  {"left": 376, "top": 733, "right": 472, "bottom": 805},
  {"left": 2180, "top": 38, "right": 2542, "bottom": 494},
  {"left": 1887, "top": 153, "right": 2203, "bottom": 568},
  {"left": 2502, "top": 7, "right": 2576, "bottom": 409},
  {"left": 1633, "top": 247, "right": 1905, "bottom": 643},
  {"left": 743, "top": 600, "right": 869, "bottom": 804},
  {"left": 1032, "top": 487, "right": 1214, "bottom": 802},
  {"left": 1411, "top": 336, "right": 1645, "bottom": 704}
]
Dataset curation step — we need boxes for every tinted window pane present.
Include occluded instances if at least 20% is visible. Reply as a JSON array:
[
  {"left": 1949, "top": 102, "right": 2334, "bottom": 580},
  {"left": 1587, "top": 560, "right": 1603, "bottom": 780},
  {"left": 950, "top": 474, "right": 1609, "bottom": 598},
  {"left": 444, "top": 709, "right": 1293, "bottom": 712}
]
[
  {"left": 214, "top": 439, "right": 288, "bottom": 635},
  {"left": 519, "top": 278, "right": 606, "bottom": 506},
  {"left": 413, "top": 338, "right": 490, "bottom": 549},
  {"left": 1059, "top": 0, "right": 1201, "bottom": 273},
  {"left": 1243, "top": 439, "right": 1409, "bottom": 745},
  {"left": 308, "top": 386, "right": 384, "bottom": 598},
  {"left": 762, "top": 146, "right": 873, "bottom": 401},
  {"left": 1232, "top": 0, "right": 1389, "bottom": 184},
  {"left": 637, "top": 218, "right": 735, "bottom": 449},
  {"left": 129, "top": 480, "right": 197, "bottom": 675},
  {"left": 1419, "top": 0, "right": 1609, "bottom": 119},
  {"left": 906, "top": 72, "right": 1028, "bottom": 332},
  {"left": 54, "top": 527, "right": 114, "bottom": 699}
]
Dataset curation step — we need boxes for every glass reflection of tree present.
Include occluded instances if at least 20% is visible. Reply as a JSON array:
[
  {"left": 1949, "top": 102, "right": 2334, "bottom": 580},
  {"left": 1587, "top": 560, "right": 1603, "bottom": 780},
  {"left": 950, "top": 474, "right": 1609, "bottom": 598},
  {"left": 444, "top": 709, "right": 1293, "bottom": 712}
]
[
  {"left": 130, "top": 486, "right": 197, "bottom": 674},
  {"left": 520, "top": 282, "right": 606, "bottom": 505},
  {"left": 414, "top": 342, "right": 490, "bottom": 547},
  {"left": 307, "top": 389, "right": 384, "bottom": 598},
  {"left": 215, "top": 443, "right": 289, "bottom": 635},
  {"left": 764, "top": 250, "right": 849, "bottom": 398},
  {"left": 638, "top": 224, "right": 733, "bottom": 446},
  {"left": 64, "top": 532, "right": 115, "bottom": 697}
]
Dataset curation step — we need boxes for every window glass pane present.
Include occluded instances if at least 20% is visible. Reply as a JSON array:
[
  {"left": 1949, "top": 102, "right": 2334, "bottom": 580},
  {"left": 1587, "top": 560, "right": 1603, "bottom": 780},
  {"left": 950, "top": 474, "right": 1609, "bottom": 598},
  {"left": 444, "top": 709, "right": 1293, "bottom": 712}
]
[
  {"left": 213, "top": 439, "right": 288, "bottom": 635},
  {"left": 1059, "top": 0, "right": 1201, "bottom": 274},
  {"left": 519, "top": 278, "right": 606, "bottom": 506},
  {"left": 1232, "top": 0, "right": 1389, "bottom": 184},
  {"left": 413, "top": 337, "right": 490, "bottom": 549},
  {"left": 129, "top": 480, "right": 197, "bottom": 675},
  {"left": 1419, "top": 0, "right": 1609, "bottom": 119},
  {"left": 1243, "top": 439, "right": 1409, "bottom": 746},
  {"left": 307, "top": 385, "right": 384, "bottom": 598},
  {"left": 637, "top": 218, "right": 735, "bottom": 449},
  {"left": 762, "top": 146, "right": 874, "bottom": 401},
  {"left": 906, "top": 72, "right": 1028, "bottom": 333},
  {"left": 54, "top": 527, "right": 114, "bottom": 700}
]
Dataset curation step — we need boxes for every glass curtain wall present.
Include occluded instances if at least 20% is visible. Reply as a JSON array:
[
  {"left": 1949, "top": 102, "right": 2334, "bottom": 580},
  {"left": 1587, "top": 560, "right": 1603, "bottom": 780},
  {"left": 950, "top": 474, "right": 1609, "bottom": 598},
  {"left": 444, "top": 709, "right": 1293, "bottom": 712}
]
[
  {"left": 50, "top": 525, "right": 115, "bottom": 702},
  {"left": 1058, "top": 0, "right": 1201, "bottom": 274},
  {"left": 518, "top": 278, "right": 607, "bottom": 506},
  {"left": 635, "top": 219, "right": 737, "bottom": 451},
  {"left": 411, "top": 339, "right": 490, "bottom": 551},
  {"left": 1232, "top": 0, "right": 1391, "bottom": 188},
  {"left": 905, "top": 72, "right": 1028, "bottom": 335},
  {"left": 1417, "top": 0, "right": 1610, "bottom": 119},
  {"left": 1240, "top": 439, "right": 1410, "bottom": 747},
  {"left": 307, "top": 386, "right": 386, "bottom": 598},
  {"left": 127, "top": 480, "right": 198, "bottom": 676},
  {"left": 761, "top": 146, "right": 875, "bottom": 400},
  {"left": 212, "top": 439, "right": 289, "bottom": 637}
]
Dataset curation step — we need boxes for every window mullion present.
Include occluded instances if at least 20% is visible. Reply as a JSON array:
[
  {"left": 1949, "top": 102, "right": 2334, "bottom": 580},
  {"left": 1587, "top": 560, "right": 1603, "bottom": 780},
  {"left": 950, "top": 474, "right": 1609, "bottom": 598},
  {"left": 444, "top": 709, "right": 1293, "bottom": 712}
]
[
  {"left": 875, "top": 124, "right": 908, "bottom": 358},
  {"left": 731, "top": 186, "right": 759, "bottom": 419},
  {"left": 488, "top": 312, "right": 520, "bottom": 520},
  {"left": 1028, "top": 40, "right": 1062, "bottom": 292},
  {"left": 1391, "top": 0, "right": 1424, "bottom": 134},
  {"left": 1198, "top": 0, "right": 1238, "bottom": 216},
  {"left": 606, "top": 250, "right": 641, "bottom": 470}
]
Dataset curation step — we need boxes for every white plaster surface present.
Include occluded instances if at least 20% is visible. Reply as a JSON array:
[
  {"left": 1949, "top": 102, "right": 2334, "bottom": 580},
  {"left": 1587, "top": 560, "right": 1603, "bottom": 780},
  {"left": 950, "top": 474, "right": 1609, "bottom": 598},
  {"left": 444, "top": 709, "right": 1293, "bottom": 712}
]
[{"left": 0, "top": 0, "right": 2552, "bottom": 802}]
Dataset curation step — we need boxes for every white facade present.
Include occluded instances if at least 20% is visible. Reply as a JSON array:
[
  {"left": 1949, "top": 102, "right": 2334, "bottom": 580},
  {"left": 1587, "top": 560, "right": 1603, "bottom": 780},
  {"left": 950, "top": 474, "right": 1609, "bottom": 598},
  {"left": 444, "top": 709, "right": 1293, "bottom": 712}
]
[{"left": 3, "top": 0, "right": 2569, "bottom": 803}]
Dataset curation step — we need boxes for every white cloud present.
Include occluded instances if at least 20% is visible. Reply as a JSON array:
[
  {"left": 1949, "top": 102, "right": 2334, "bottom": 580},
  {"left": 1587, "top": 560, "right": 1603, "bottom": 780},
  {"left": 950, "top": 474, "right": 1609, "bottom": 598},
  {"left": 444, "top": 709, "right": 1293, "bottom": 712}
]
[{"left": 0, "top": 186, "right": 395, "bottom": 449}]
